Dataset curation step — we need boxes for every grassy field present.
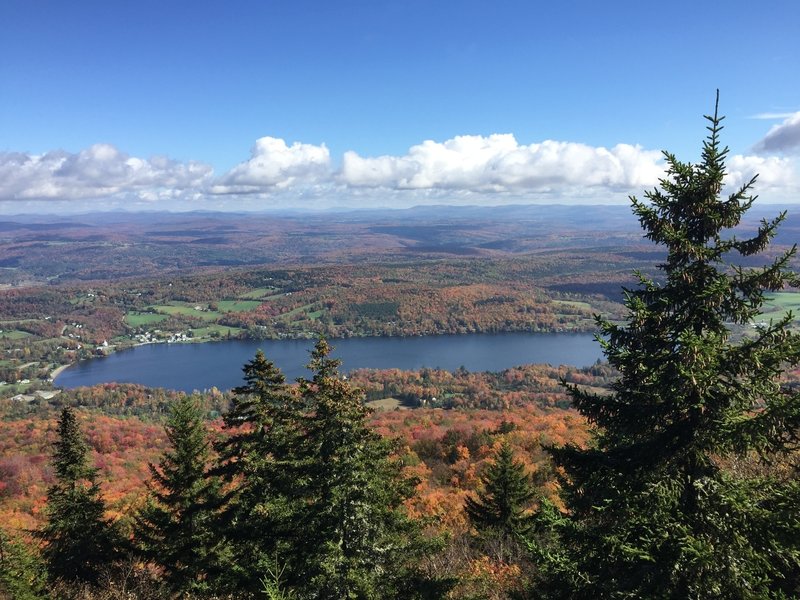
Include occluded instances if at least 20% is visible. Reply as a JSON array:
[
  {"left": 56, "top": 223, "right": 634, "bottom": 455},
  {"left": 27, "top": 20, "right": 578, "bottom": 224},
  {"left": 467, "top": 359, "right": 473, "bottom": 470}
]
[
  {"left": 190, "top": 325, "right": 245, "bottom": 338},
  {"left": 149, "top": 304, "right": 222, "bottom": 321},
  {"left": 365, "top": 397, "right": 408, "bottom": 411},
  {"left": 279, "top": 303, "right": 318, "bottom": 322},
  {"left": 552, "top": 299, "right": 593, "bottom": 310},
  {"left": 0, "top": 381, "right": 33, "bottom": 394},
  {"left": 760, "top": 292, "right": 800, "bottom": 324},
  {"left": 216, "top": 300, "right": 262, "bottom": 313},
  {"left": 239, "top": 287, "right": 277, "bottom": 299},
  {"left": 124, "top": 312, "right": 169, "bottom": 327},
  {"left": 0, "top": 330, "right": 32, "bottom": 340}
]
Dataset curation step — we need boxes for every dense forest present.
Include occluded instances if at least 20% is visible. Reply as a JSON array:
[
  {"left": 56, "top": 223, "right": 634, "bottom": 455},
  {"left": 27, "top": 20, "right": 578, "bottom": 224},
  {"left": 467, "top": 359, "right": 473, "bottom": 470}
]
[
  {"left": 2, "top": 105, "right": 800, "bottom": 599},
  {"left": 1, "top": 340, "right": 596, "bottom": 599}
]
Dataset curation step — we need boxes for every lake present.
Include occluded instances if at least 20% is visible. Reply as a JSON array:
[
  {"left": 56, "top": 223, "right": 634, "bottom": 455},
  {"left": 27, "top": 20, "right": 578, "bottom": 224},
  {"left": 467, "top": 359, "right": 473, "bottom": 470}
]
[{"left": 55, "top": 332, "right": 604, "bottom": 392}]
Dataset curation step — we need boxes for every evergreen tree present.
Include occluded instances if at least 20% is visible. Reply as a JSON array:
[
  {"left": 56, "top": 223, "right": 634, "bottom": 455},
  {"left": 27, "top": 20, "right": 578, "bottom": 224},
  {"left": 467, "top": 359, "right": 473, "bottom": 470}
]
[
  {"left": 539, "top": 95, "right": 800, "bottom": 598},
  {"left": 39, "top": 406, "right": 120, "bottom": 585},
  {"left": 290, "top": 338, "right": 434, "bottom": 599},
  {"left": 214, "top": 343, "right": 449, "bottom": 597},
  {"left": 135, "top": 394, "right": 221, "bottom": 595},
  {"left": 214, "top": 349, "right": 301, "bottom": 595},
  {"left": 0, "top": 528, "right": 48, "bottom": 600},
  {"left": 465, "top": 441, "right": 535, "bottom": 561}
]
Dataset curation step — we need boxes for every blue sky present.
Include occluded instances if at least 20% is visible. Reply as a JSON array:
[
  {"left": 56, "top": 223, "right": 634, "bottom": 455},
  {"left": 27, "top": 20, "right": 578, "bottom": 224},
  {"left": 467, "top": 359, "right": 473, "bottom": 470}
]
[{"left": 1, "top": 0, "right": 798, "bottom": 213}]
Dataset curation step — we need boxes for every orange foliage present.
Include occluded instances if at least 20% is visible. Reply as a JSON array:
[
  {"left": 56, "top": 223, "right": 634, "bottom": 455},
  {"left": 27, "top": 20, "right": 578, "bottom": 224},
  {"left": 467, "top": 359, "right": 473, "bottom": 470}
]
[
  {"left": 371, "top": 404, "right": 589, "bottom": 532},
  {"left": 1, "top": 358, "right": 594, "bottom": 549},
  {"left": 0, "top": 411, "right": 168, "bottom": 529}
]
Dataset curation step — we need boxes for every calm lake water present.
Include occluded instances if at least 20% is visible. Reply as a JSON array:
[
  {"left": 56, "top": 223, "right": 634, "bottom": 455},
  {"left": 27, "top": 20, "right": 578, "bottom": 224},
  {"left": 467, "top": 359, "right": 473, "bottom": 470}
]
[{"left": 55, "top": 332, "right": 604, "bottom": 392}]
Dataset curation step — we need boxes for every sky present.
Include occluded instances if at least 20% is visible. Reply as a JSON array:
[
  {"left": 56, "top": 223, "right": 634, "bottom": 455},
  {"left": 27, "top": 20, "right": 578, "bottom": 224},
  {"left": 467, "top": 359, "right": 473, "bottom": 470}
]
[{"left": 1, "top": 0, "right": 799, "bottom": 214}]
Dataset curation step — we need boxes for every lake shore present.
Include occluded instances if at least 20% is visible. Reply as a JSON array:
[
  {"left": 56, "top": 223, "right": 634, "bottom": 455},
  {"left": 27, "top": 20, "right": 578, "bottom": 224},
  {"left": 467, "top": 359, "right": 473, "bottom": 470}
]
[
  {"left": 49, "top": 364, "right": 70, "bottom": 381},
  {"left": 54, "top": 331, "right": 604, "bottom": 392}
]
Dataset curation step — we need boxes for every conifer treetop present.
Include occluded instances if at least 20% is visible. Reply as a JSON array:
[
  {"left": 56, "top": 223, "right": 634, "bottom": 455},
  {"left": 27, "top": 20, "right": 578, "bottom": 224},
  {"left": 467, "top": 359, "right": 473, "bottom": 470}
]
[{"left": 541, "top": 96, "right": 800, "bottom": 599}]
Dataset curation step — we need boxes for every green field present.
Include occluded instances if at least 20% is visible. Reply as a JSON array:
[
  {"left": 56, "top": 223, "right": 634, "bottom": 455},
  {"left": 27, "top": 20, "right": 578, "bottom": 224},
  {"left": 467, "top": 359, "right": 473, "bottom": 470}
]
[
  {"left": 216, "top": 300, "right": 262, "bottom": 313},
  {"left": 552, "top": 299, "right": 593, "bottom": 310},
  {"left": 278, "top": 303, "right": 317, "bottom": 322},
  {"left": 760, "top": 292, "right": 800, "bottom": 323},
  {"left": 124, "top": 312, "right": 169, "bottom": 327},
  {"left": 149, "top": 304, "right": 222, "bottom": 321},
  {"left": 365, "top": 397, "right": 408, "bottom": 411},
  {"left": 239, "top": 287, "right": 277, "bottom": 299},
  {"left": 0, "top": 330, "right": 32, "bottom": 340},
  {"left": 190, "top": 325, "right": 245, "bottom": 338}
]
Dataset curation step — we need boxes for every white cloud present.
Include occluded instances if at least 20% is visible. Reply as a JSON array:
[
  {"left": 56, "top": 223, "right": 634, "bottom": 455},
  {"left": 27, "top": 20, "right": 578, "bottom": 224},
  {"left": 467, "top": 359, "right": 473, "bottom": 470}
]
[
  {"left": 1, "top": 133, "right": 798, "bottom": 212},
  {"left": 0, "top": 144, "right": 212, "bottom": 202},
  {"left": 753, "top": 112, "right": 800, "bottom": 154},
  {"left": 340, "top": 134, "right": 665, "bottom": 193},
  {"left": 725, "top": 154, "right": 799, "bottom": 195},
  {"left": 750, "top": 112, "right": 797, "bottom": 120},
  {"left": 211, "top": 137, "right": 331, "bottom": 194}
]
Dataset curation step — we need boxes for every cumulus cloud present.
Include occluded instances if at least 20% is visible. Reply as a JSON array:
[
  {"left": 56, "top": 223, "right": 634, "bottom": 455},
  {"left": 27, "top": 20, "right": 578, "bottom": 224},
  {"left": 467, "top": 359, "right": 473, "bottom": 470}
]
[
  {"left": 725, "top": 154, "right": 799, "bottom": 194},
  {"left": 340, "top": 134, "right": 665, "bottom": 193},
  {"left": 211, "top": 137, "right": 331, "bottom": 194},
  {"left": 753, "top": 112, "right": 800, "bottom": 154},
  {"left": 0, "top": 144, "right": 212, "bottom": 202},
  {"left": 2, "top": 132, "right": 798, "bottom": 211}
]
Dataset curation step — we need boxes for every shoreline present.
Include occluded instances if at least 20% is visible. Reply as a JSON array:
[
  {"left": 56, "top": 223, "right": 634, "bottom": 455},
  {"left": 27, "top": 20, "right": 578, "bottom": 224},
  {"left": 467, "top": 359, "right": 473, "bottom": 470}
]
[
  {"left": 49, "top": 364, "right": 70, "bottom": 381},
  {"left": 46, "top": 327, "right": 601, "bottom": 387},
  {"left": 50, "top": 330, "right": 605, "bottom": 393}
]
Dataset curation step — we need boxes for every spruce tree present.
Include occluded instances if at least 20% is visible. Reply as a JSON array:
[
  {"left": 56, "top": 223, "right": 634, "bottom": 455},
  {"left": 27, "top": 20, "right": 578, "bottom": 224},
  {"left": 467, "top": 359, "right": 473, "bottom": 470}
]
[
  {"left": 214, "top": 349, "right": 301, "bottom": 595},
  {"left": 540, "top": 95, "right": 800, "bottom": 598},
  {"left": 291, "top": 338, "right": 431, "bottom": 599},
  {"left": 0, "top": 529, "right": 48, "bottom": 600},
  {"left": 39, "top": 406, "right": 120, "bottom": 585},
  {"left": 465, "top": 441, "right": 536, "bottom": 561},
  {"left": 135, "top": 394, "right": 221, "bottom": 595}
]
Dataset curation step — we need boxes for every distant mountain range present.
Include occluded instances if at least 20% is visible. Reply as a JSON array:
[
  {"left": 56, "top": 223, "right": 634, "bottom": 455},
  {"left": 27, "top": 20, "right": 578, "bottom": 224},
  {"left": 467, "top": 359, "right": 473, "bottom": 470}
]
[{"left": 1, "top": 204, "right": 797, "bottom": 285}]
